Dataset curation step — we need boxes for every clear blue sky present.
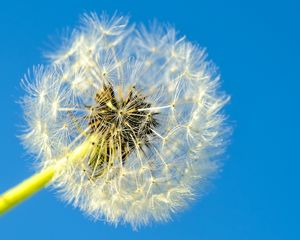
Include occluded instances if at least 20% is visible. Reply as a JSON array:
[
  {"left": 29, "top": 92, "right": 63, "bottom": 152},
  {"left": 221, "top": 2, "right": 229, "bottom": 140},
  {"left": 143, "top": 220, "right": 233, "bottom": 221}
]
[{"left": 0, "top": 0, "right": 299, "bottom": 239}]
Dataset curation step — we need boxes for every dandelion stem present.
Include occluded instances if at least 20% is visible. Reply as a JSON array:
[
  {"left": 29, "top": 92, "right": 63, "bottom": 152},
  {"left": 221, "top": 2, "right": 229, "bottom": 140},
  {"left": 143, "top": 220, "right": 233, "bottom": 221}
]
[
  {"left": 0, "top": 134, "right": 97, "bottom": 215},
  {"left": 0, "top": 167, "right": 55, "bottom": 215}
]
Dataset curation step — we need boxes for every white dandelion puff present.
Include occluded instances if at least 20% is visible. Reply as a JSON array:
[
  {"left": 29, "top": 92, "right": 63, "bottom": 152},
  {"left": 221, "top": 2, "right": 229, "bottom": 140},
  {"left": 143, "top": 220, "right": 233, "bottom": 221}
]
[{"left": 0, "top": 12, "right": 230, "bottom": 229}]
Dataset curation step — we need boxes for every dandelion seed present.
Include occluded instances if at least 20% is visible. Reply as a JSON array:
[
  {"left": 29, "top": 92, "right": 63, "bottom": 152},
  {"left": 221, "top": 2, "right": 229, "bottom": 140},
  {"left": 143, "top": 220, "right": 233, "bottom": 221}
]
[{"left": 0, "top": 12, "right": 230, "bottom": 229}]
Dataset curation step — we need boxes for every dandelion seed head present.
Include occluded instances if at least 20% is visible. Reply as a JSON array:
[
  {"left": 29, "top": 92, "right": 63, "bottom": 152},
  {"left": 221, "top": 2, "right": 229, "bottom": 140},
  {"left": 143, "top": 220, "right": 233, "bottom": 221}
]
[{"left": 21, "top": 12, "right": 230, "bottom": 228}]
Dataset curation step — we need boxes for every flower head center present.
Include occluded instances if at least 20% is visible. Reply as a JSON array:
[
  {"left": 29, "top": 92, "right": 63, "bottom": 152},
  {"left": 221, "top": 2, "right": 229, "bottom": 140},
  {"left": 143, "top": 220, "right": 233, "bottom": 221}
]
[{"left": 85, "top": 84, "right": 158, "bottom": 179}]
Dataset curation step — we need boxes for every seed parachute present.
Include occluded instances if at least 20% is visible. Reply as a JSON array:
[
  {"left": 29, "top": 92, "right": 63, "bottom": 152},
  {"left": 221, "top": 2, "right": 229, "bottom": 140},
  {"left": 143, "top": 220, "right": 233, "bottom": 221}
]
[{"left": 0, "top": 12, "right": 230, "bottom": 229}]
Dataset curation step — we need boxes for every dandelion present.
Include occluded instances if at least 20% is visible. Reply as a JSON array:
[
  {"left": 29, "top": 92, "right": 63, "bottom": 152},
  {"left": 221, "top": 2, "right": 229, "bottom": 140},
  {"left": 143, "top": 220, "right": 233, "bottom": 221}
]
[{"left": 0, "top": 12, "right": 229, "bottom": 228}]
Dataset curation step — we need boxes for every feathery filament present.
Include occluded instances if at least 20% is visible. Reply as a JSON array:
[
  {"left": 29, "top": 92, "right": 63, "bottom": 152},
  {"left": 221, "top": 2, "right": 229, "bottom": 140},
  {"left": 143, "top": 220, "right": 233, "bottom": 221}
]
[{"left": 20, "top": 12, "right": 230, "bottom": 228}]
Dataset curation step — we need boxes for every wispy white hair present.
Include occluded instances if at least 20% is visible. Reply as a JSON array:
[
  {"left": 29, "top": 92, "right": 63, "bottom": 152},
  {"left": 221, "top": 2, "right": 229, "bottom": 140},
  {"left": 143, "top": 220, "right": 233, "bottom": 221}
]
[{"left": 21, "top": 12, "right": 230, "bottom": 228}]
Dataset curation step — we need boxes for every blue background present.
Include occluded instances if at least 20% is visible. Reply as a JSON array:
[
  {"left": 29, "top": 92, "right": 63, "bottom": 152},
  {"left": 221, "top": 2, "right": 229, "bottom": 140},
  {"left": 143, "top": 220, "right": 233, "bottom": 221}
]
[{"left": 0, "top": 1, "right": 299, "bottom": 239}]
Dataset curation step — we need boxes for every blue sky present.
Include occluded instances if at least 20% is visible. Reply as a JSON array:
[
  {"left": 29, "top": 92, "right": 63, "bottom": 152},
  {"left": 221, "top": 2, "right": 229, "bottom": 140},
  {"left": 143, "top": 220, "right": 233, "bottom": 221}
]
[{"left": 0, "top": 0, "right": 299, "bottom": 239}]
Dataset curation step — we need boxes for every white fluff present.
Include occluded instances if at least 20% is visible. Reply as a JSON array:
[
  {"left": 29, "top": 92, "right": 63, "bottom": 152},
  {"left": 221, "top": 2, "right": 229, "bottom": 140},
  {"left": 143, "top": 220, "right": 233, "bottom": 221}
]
[{"left": 21, "top": 12, "right": 230, "bottom": 228}]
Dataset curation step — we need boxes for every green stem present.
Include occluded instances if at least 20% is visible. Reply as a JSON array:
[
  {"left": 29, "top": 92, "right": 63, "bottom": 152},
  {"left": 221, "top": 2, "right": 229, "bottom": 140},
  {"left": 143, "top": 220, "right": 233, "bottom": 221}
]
[
  {"left": 0, "top": 134, "right": 96, "bottom": 215},
  {"left": 0, "top": 167, "right": 55, "bottom": 215}
]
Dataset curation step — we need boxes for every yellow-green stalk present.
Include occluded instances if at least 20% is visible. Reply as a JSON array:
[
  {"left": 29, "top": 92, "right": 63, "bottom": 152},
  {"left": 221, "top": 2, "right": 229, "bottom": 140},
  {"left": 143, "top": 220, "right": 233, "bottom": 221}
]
[
  {"left": 0, "top": 167, "right": 55, "bottom": 214},
  {"left": 0, "top": 135, "right": 97, "bottom": 215}
]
